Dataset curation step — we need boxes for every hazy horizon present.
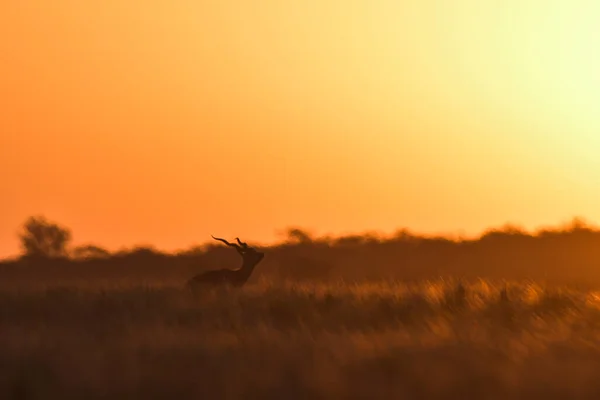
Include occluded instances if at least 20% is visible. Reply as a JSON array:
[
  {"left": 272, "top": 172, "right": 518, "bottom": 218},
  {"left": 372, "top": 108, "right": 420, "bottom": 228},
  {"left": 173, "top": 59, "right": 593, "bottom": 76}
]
[
  {"left": 2, "top": 1, "right": 599, "bottom": 258},
  {"left": 2, "top": 215, "right": 599, "bottom": 260}
]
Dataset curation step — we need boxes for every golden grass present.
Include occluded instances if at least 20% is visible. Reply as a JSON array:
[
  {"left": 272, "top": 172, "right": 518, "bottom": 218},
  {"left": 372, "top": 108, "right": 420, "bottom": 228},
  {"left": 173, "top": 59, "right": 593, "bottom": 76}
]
[{"left": 2, "top": 279, "right": 600, "bottom": 399}]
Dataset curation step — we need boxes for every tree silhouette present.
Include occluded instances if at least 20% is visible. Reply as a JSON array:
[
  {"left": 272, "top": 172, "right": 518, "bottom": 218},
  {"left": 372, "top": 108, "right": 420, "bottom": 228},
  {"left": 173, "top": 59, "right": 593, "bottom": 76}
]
[
  {"left": 285, "top": 227, "right": 313, "bottom": 244},
  {"left": 19, "top": 216, "right": 72, "bottom": 258}
]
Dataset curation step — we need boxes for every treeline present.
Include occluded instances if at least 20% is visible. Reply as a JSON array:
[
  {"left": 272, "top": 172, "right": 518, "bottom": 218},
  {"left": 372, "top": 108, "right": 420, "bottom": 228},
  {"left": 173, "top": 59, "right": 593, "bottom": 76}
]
[{"left": 2, "top": 216, "right": 600, "bottom": 287}]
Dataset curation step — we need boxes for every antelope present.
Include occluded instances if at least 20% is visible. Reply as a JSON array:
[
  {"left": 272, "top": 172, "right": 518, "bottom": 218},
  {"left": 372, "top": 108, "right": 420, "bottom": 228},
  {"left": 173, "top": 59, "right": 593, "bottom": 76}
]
[{"left": 187, "top": 236, "right": 264, "bottom": 290}]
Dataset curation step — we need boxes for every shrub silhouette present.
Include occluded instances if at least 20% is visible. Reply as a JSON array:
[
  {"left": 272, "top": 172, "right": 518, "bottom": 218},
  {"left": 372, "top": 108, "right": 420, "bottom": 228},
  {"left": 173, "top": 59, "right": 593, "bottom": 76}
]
[
  {"left": 18, "top": 216, "right": 72, "bottom": 259},
  {"left": 72, "top": 244, "right": 111, "bottom": 260}
]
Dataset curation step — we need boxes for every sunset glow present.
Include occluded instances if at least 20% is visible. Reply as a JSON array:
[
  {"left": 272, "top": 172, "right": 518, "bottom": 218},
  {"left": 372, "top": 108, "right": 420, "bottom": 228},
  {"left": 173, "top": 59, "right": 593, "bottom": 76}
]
[{"left": 1, "top": 0, "right": 599, "bottom": 257}]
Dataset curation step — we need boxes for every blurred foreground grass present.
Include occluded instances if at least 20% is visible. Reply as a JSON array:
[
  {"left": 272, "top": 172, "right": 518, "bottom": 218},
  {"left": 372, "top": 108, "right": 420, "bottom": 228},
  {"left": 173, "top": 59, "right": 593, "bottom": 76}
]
[{"left": 2, "top": 279, "right": 600, "bottom": 399}]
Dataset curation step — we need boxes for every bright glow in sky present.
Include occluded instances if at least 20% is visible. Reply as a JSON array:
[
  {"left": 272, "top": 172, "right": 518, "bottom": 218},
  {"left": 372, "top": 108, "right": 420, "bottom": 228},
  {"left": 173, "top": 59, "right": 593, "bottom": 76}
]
[{"left": 1, "top": 0, "right": 599, "bottom": 256}]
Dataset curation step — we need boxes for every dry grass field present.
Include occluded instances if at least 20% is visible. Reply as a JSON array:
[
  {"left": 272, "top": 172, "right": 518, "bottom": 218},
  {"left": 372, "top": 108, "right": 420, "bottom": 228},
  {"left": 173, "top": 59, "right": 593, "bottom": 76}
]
[{"left": 2, "top": 278, "right": 600, "bottom": 399}]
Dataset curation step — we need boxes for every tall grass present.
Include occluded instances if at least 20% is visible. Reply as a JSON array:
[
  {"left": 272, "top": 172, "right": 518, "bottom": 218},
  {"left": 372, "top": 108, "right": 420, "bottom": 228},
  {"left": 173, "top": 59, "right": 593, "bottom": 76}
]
[{"left": 2, "top": 279, "right": 600, "bottom": 399}]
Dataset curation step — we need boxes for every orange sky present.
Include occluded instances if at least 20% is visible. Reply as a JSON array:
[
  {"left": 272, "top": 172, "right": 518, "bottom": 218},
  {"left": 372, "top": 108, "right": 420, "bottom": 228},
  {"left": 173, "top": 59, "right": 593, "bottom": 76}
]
[{"left": 1, "top": 1, "right": 599, "bottom": 257}]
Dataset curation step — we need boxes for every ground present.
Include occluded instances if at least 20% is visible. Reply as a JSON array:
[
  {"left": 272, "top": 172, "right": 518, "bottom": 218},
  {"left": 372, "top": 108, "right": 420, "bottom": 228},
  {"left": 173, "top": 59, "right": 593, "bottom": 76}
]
[{"left": 1, "top": 278, "right": 600, "bottom": 399}]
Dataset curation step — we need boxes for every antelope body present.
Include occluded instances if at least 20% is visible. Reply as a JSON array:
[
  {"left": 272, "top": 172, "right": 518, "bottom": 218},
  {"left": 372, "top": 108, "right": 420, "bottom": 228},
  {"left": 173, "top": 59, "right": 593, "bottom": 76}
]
[{"left": 187, "top": 236, "right": 264, "bottom": 290}]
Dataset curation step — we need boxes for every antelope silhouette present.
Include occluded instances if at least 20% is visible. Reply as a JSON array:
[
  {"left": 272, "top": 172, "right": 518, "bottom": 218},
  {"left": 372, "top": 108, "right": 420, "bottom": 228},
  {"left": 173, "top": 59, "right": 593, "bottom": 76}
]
[{"left": 187, "top": 236, "right": 264, "bottom": 291}]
